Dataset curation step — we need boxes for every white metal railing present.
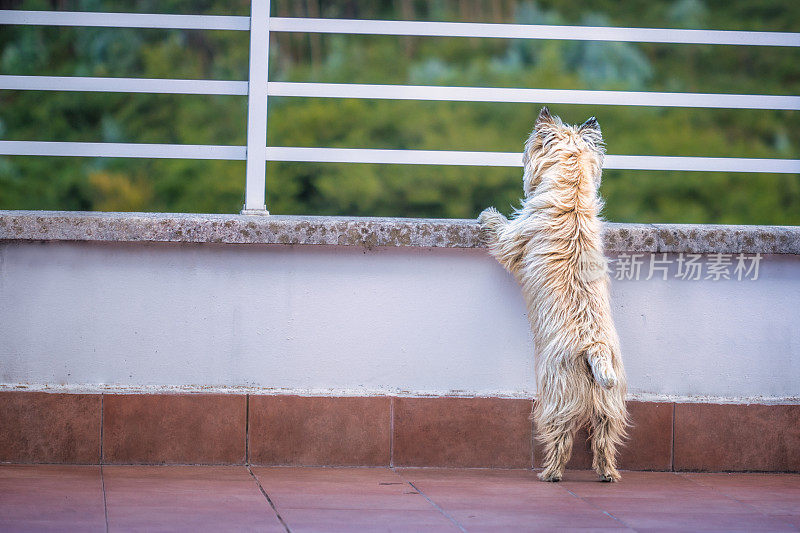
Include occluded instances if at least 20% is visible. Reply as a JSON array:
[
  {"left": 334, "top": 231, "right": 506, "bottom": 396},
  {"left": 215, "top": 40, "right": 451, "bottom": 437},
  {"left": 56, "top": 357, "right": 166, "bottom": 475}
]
[{"left": 1, "top": 3, "right": 799, "bottom": 215}]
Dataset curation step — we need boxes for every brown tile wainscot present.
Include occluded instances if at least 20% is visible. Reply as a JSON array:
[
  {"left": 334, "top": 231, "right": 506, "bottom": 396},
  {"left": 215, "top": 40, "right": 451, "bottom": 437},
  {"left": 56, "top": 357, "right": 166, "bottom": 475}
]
[{"left": 1, "top": 392, "right": 798, "bottom": 471}]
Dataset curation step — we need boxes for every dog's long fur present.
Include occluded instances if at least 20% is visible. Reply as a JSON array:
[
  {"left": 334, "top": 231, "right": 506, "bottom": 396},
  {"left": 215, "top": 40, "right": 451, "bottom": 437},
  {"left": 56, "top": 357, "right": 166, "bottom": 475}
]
[{"left": 479, "top": 108, "right": 628, "bottom": 482}]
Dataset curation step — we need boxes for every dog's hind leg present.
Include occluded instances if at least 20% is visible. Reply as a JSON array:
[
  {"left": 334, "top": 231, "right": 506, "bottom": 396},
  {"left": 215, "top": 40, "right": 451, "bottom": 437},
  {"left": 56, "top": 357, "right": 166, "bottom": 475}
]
[
  {"left": 535, "top": 361, "right": 588, "bottom": 482},
  {"left": 536, "top": 418, "right": 577, "bottom": 482},
  {"left": 535, "top": 391, "right": 583, "bottom": 482},
  {"left": 589, "top": 393, "right": 628, "bottom": 482}
]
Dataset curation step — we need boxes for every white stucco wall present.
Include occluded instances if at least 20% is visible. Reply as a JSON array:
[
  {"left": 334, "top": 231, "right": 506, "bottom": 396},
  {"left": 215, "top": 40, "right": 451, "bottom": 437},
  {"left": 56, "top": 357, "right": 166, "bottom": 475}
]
[{"left": 1, "top": 240, "right": 798, "bottom": 401}]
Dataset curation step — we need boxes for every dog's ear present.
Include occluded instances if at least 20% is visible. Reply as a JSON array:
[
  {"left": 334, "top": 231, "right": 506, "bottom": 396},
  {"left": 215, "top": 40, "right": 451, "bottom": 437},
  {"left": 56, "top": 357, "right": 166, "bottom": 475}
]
[
  {"left": 535, "top": 107, "right": 555, "bottom": 130},
  {"left": 579, "top": 116, "right": 604, "bottom": 148},
  {"left": 580, "top": 116, "right": 599, "bottom": 133},
  {"left": 534, "top": 107, "right": 560, "bottom": 144}
]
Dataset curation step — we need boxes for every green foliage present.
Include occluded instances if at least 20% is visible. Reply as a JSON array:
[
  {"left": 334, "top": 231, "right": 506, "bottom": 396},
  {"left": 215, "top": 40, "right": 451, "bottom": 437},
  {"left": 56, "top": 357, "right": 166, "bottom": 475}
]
[{"left": 0, "top": 0, "right": 798, "bottom": 224}]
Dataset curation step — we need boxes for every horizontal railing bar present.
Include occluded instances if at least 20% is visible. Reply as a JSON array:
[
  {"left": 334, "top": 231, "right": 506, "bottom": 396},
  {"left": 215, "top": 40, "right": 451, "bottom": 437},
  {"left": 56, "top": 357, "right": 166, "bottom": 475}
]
[
  {"left": 270, "top": 17, "right": 800, "bottom": 47},
  {"left": 267, "top": 147, "right": 520, "bottom": 166},
  {"left": 3, "top": 12, "right": 796, "bottom": 47},
  {"left": 0, "top": 141, "right": 246, "bottom": 160},
  {"left": 0, "top": 10, "right": 250, "bottom": 30},
  {"left": 265, "top": 147, "right": 800, "bottom": 173},
  {"left": 5, "top": 77, "right": 794, "bottom": 110},
  {"left": 2, "top": 142, "right": 797, "bottom": 173},
  {"left": 0, "top": 75, "right": 248, "bottom": 95},
  {"left": 268, "top": 82, "right": 800, "bottom": 110},
  {"left": 606, "top": 155, "right": 800, "bottom": 173}
]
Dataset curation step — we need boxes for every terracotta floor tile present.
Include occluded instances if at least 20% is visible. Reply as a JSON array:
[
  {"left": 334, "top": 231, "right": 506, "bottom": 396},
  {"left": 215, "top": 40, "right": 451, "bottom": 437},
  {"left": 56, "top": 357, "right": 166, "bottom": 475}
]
[
  {"left": 3, "top": 465, "right": 798, "bottom": 532},
  {"left": 581, "top": 475, "right": 799, "bottom": 532},
  {"left": 267, "top": 491, "right": 432, "bottom": 512},
  {"left": 0, "top": 465, "right": 105, "bottom": 532},
  {"left": 252, "top": 466, "right": 432, "bottom": 510},
  {"left": 279, "top": 508, "right": 460, "bottom": 532},
  {"left": 397, "top": 467, "right": 540, "bottom": 483},
  {"left": 556, "top": 473, "right": 794, "bottom": 531},
  {"left": 400, "top": 469, "right": 626, "bottom": 530},
  {"left": 560, "top": 470, "right": 712, "bottom": 498},
  {"left": 468, "top": 521, "right": 636, "bottom": 533},
  {"left": 682, "top": 472, "right": 800, "bottom": 498},
  {"left": 433, "top": 497, "right": 626, "bottom": 529},
  {"left": 773, "top": 514, "right": 800, "bottom": 529},
  {"left": 252, "top": 465, "right": 401, "bottom": 484},
  {"left": 103, "top": 465, "right": 284, "bottom": 531},
  {"left": 599, "top": 511, "right": 795, "bottom": 532},
  {"left": 448, "top": 508, "right": 628, "bottom": 530},
  {"left": 583, "top": 495, "right": 751, "bottom": 518},
  {"left": 467, "top": 522, "right": 635, "bottom": 533},
  {"left": 740, "top": 498, "right": 800, "bottom": 517},
  {"left": 682, "top": 473, "right": 800, "bottom": 518},
  {"left": 399, "top": 469, "right": 581, "bottom": 511}
]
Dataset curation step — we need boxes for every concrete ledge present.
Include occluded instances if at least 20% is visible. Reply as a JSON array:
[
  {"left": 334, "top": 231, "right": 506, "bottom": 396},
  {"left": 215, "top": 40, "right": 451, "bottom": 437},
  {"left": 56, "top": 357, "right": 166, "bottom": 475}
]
[{"left": 2, "top": 210, "right": 799, "bottom": 253}]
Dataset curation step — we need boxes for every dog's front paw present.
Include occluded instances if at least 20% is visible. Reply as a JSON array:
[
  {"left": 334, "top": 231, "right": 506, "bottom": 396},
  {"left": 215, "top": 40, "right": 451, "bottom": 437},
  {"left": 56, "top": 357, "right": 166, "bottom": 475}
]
[
  {"left": 478, "top": 207, "right": 507, "bottom": 244},
  {"left": 588, "top": 355, "right": 618, "bottom": 389},
  {"left": 478, "top": 207, "right": 502, "bottom": 226}
]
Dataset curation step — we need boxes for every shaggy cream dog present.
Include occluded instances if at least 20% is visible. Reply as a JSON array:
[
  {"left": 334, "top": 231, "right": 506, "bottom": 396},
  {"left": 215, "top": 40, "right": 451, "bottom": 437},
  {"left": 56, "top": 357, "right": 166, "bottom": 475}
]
[{"left": 479, "top": 107, "right": 627, "bottom": 482}]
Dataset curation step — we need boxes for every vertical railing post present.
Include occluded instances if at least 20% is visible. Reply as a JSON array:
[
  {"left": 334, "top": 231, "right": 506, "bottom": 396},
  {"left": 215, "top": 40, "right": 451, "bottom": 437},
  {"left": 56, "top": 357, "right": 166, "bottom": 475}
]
[{"left": 242, "top": 0, "right": 270, "bottom": 214}]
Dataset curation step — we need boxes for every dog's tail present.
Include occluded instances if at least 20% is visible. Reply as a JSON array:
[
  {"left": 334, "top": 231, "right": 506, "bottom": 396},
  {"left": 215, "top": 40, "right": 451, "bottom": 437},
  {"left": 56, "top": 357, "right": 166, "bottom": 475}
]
[{"left": 584, "top": 342, "right": 618, "bottom": 389}]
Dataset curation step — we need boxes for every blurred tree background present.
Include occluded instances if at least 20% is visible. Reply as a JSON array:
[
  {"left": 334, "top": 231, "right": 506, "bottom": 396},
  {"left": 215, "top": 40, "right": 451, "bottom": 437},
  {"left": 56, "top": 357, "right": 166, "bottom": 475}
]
[{"left": 0, "top": 0, "right": 798, "bottom": 223}]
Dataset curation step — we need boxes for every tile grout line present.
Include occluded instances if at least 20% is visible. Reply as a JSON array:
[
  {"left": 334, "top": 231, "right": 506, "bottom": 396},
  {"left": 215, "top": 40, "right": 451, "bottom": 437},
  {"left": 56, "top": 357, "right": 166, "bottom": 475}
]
[
  {"left": 562, "top": 486, "right": 637, "bottom": 532},
  {"left": 247, "top": 465, "right": 291, "bottom": 533},
  {"left": 405, "top": 479, "right": 467, "bottom": 533}
]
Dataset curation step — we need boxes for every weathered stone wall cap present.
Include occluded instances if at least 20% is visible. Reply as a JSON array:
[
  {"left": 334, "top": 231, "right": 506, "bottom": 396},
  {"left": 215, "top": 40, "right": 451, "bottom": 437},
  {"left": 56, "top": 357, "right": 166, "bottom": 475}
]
[{"left": 1, "top": 210, "right": 799, "bottom": 254}]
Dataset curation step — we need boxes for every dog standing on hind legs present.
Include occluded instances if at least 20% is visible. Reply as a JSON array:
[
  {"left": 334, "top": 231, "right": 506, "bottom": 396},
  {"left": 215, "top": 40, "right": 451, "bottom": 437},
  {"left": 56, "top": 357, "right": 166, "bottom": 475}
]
[{"left": 479, "top": 107, "right": 628, "bottom": 482}]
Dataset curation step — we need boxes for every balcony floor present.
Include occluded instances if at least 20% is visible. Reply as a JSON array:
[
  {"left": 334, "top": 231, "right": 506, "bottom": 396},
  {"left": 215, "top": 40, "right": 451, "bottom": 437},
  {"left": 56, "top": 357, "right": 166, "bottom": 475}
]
[{"left": 1, "top": 465, "right": 798, "bottom": 532}]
